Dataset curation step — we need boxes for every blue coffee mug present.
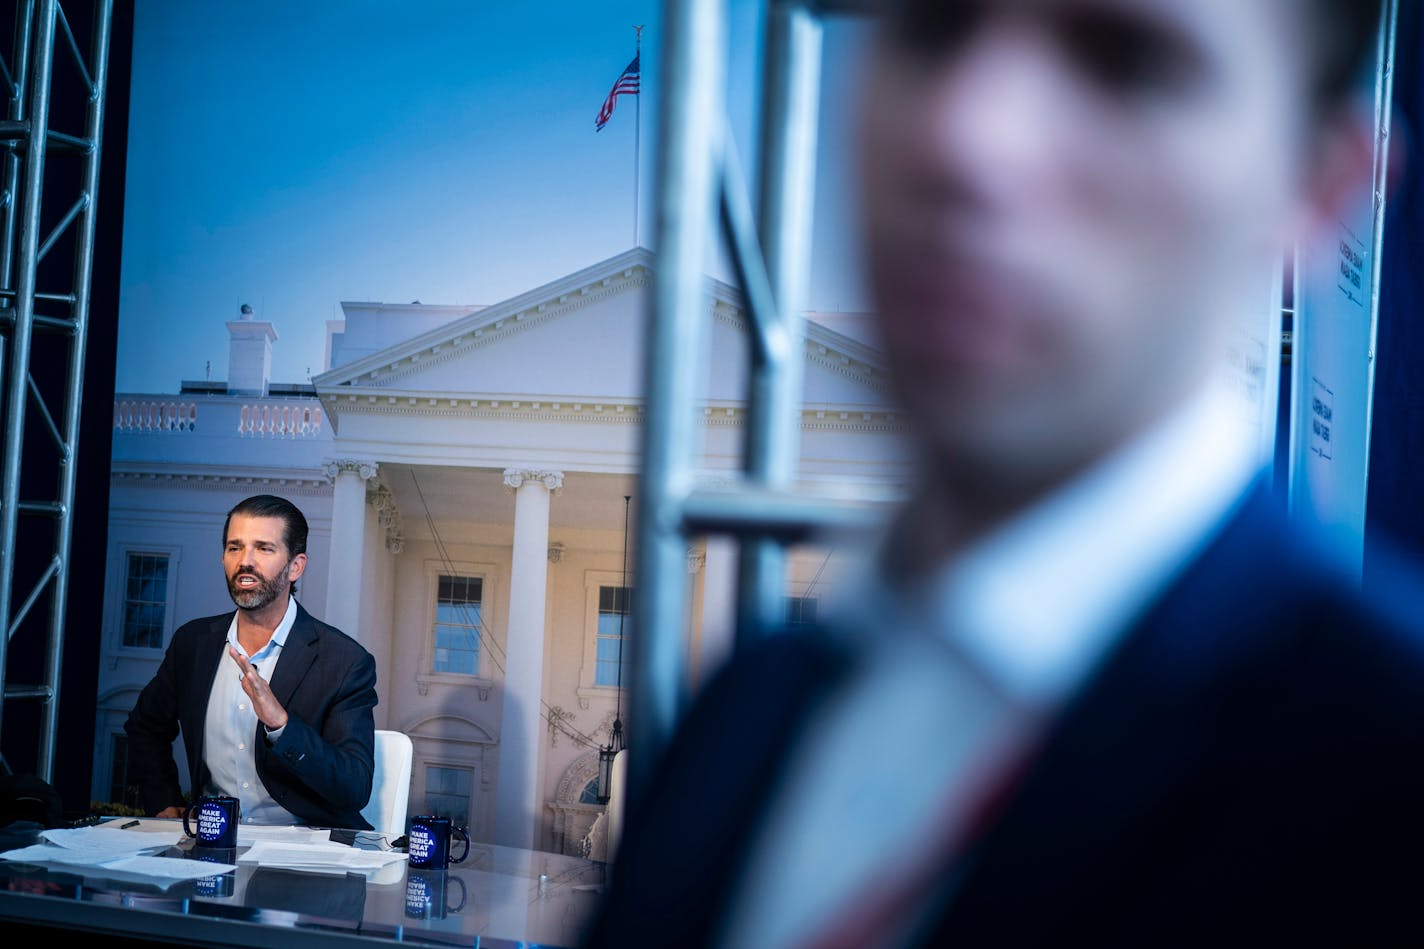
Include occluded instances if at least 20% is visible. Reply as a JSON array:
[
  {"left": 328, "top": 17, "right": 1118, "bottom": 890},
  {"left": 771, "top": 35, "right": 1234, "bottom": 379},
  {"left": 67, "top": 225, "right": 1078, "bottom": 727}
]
[
  {"left": 406, "top": 815, "right": 470, "bottom": 869},
  {"left": 183, "top": 795, "right": 240, "bottom": 849}
]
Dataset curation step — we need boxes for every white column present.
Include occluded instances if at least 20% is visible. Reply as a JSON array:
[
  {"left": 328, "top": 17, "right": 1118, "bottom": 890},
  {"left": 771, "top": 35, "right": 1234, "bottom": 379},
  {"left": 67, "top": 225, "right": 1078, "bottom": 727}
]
[
  {"left": 695, "top": 536, "right": 738, "bottom": 691},
  {"left": 492, "top": 467, "right": 563, "bottom": 849},
  {"left": 323, "top": 459, "right": 377, "bottom": 647}
]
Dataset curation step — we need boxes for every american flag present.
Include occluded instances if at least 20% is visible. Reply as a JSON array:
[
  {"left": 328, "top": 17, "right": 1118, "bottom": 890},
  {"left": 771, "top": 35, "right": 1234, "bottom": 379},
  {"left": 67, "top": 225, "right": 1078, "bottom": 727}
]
[{"left": 595, "top": 54, "right": 640, "bottom": 132}]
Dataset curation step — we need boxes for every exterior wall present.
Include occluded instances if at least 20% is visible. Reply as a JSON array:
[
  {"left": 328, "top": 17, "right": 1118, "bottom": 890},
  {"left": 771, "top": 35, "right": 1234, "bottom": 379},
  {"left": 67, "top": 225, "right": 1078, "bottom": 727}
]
[
  {"left": 540, "top": 533, "right": 627, "bottom": 854},
  {"left": 385, "top": 528, "right": 510, "bottom": 842}
]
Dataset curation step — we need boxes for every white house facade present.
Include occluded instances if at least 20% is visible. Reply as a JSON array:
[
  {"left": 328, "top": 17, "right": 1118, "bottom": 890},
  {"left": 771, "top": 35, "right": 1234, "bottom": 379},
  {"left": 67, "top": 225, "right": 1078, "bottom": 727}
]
[{"left": 97, "top": 247, "right": 912, "bottom": 855}]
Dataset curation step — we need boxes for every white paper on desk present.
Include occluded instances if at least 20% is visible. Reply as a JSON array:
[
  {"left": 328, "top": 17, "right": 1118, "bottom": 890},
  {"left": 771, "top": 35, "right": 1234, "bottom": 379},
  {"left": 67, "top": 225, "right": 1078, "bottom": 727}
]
[
  {"left": 237, "top": 825, "right": 332, "bottom": 846},
  {"left": 237, "top": 840, "right": 406, "bottom": 879},
  {"left": 0, "top": 843, "right": 86, "bottom": 864},
  {"left": 35, "top": 825, "right": 175, "bottom": 860},
  {"left": 101, "top": 818, "right": 186, "bottom": 837},
  {"left": 0, "top": 844, "right": 236, "bottom": 889}
]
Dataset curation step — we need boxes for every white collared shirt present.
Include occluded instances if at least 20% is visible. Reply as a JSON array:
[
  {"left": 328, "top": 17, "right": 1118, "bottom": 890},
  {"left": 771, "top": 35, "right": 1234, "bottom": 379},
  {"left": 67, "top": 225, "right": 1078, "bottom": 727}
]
[
  {"left": 716, "top": 380, "right": 1264, "bottom": 949},
  {"left": 924, "top": 377, "right": 1263, "bottom": 710},
  {"left": 203, "top": 595, "right": 299, "bottom": 825}
]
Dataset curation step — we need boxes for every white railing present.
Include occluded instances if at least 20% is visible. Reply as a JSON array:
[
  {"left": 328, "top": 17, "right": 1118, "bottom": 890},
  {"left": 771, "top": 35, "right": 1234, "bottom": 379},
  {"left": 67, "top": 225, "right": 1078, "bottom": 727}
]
[
  {"left": 113, "top": 400, "right": 197, "bottom": 433},
  {"left": 237, "top": 402, "right": 325, "bottom": 437},
  {"left": 113, "top": 398, "right": 326, "bottom": 438}
]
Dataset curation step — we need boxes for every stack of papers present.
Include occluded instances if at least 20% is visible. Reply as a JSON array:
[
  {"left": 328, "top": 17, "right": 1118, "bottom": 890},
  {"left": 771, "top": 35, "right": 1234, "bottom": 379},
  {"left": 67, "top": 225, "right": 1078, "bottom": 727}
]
[
  {"left": 238, "top": 825, "right": 333, "bottom": 846},
  {"left": 238, "top": 839, "right": 406, "bottom": 881},
  {"left": 43, "top": 824, "right": 183, "bottom": 851},
  {"left": 0, "top": 821, "right": 403, "bottom": 885},
  {"left": 0, "top": 825, "right": 235, "bottom": 883}
]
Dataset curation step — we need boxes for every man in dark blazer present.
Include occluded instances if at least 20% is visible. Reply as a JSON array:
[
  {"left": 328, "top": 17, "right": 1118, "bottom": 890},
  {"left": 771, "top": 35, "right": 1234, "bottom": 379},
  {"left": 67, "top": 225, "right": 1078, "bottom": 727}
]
[
  {"left": 125, "top": 494, "right": 377, "bottom": 830},
  {"left": 585, "top": 0, "right": 1424, "bottom": 946}
]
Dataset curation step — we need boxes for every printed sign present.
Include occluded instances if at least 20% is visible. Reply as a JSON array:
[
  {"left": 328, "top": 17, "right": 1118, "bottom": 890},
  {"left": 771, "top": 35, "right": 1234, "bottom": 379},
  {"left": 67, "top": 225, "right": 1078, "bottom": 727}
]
[{"left": 1287, "top": 5, "right": 1395, "bottom": 576}]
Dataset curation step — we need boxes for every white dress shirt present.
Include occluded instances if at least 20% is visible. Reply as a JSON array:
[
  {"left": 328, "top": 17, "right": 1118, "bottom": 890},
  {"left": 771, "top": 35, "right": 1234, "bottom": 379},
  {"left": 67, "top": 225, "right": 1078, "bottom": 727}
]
[
  {"left": 715, "top": 379, "right": 1264, "bottom": 949},
  {"left": 203, "top": 595, "right": 299, "bottom": 825}
]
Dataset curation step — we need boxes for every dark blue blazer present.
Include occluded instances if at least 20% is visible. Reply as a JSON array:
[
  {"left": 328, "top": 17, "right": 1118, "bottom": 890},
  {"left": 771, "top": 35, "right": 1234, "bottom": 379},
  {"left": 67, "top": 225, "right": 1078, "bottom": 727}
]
[
  {"left": 124, "top": 600, "right": 379, "bottom": 830},
  {"left": 584, "top": 488, "right": 1424, "bottom": 947}
]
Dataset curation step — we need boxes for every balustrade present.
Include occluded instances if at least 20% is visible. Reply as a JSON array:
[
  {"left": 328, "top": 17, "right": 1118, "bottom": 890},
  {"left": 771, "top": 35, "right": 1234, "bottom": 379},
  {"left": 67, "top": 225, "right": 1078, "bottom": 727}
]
[{"left": 112, "top": 398, "right": 325, "bottom": 437}]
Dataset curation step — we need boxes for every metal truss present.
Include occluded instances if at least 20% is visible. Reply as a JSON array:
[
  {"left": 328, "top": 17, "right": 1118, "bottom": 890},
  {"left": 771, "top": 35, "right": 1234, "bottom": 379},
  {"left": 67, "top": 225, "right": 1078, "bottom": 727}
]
[
  {"left": 0, "top": 0, "right": 113, "bottom": 778},
  {"left": 628, "top": 0, "right": 876, "bottom": 810}
]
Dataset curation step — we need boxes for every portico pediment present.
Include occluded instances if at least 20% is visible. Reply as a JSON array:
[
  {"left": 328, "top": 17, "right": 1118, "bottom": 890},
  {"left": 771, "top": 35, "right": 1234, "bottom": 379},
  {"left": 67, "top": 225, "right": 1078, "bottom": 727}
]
[
  {"left": 313, "top": 247, "right": 896, "bottom": 430},
  {"left": 314, "top": 249, "right": 655, "bottom": 404}
]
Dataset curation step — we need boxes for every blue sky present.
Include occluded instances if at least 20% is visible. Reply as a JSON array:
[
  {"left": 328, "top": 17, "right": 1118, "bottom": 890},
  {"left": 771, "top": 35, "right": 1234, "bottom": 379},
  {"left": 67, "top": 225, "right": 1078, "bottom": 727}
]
[{"left": 115, "top": 0, "right": 872, "bottom": 393}]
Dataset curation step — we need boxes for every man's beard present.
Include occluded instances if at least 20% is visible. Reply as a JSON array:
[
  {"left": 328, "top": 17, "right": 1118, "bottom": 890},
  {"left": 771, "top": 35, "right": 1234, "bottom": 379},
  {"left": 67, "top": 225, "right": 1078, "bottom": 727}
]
[{"left": 226, "top": 566, "right": 287, "bottom": 611}]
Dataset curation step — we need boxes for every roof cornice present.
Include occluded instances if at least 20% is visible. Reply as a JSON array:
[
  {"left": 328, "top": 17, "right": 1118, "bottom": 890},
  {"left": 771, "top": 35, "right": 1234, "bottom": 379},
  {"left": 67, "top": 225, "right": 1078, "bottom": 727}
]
[
  {"left": 311, "top": 391, "right": 906, "bottom": 434},
  {"left": 110, "top": 462, "right": 331, "bottom": 494}
]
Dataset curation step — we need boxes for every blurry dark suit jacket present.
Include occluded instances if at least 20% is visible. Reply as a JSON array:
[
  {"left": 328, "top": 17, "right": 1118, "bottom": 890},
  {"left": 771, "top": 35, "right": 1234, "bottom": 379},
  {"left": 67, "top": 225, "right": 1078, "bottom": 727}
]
[{"left": 583, "top": 485, "right": 1424, "bottom": 947}]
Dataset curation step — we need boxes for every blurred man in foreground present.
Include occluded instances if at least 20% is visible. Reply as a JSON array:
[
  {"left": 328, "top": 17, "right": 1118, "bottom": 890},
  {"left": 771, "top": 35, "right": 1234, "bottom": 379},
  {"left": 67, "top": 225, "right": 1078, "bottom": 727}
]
[{"left": 587, "top": 0, "right": 1423, "bottom": 946}]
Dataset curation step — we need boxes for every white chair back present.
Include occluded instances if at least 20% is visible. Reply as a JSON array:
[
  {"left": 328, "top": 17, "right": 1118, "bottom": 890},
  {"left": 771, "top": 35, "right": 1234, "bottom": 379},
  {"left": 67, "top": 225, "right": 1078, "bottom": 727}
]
[{"left": 361, "top": 729, "right": 414, "bottom": 839}]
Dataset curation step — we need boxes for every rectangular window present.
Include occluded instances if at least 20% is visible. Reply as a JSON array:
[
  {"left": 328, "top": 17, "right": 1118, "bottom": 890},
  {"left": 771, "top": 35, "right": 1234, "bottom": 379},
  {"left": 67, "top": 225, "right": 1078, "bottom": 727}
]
[
  {"left": 122, "top": 553, "right": 169, "bottom": 648},
  {"left": 784, "top": 595, "right": 819, "bottom": 629},
  {"left": 595, "top": 585, "right": 632, "bottom": 687},
  {"left": 425, "top": 765, "right": 473, "bottom": 826},
  {"left": 109, "top": 734, "right": 132, "bottom": 806},
  {"left": 433, "top": 575, "right": 482, "bottom": 675}
]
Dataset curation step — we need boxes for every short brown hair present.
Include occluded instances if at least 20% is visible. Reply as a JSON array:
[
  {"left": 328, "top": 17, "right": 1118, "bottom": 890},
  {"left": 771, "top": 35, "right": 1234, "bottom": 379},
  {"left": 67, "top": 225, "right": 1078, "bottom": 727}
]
[
  {"left": 223, "top": 494, "right": 308, "bottom": 595},
  {"left": 223, "top": 494, "right": 309, "bottom": 558}
]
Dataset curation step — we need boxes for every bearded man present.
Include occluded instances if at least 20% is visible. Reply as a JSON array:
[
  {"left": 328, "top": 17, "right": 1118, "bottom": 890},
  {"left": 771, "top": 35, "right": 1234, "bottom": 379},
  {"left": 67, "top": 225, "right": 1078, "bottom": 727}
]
[{"left": 125, "top": 494, "right": 378, "bottom": 829}]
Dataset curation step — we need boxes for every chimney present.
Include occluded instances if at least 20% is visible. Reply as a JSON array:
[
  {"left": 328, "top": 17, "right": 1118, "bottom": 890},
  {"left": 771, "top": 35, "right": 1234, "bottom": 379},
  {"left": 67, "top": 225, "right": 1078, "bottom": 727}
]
[{"left": 227, "top": 303, "right": 278, "bottom": 396}]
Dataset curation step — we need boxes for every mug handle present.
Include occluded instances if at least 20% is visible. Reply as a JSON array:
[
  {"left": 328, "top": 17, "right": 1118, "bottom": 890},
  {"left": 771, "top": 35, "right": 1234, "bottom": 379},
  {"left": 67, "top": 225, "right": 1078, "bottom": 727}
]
[
  {"left": 181, "top": 801, "right": 197, "bottom": 838},
  {"left": 450, "top": 827, "right": 471, "bottom": 865},
  {"left": 447, "top": 875, "right": 468, "bottom": 913}
]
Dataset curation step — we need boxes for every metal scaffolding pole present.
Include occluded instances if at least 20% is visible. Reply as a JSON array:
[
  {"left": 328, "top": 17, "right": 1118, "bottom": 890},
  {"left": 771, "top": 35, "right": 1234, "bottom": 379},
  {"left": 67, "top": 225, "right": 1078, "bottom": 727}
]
[
  {"left": 0, "top": 0, "right": 113, "bottom": 778},
  {"left": 734, "top": 0, "right": 822, "bottom": 651},
  {"left": 629, "top": 0, "right": 726, "bottom": 815},
  {"left": 628, "top": 0, "right": 874, "bottom": 811}
]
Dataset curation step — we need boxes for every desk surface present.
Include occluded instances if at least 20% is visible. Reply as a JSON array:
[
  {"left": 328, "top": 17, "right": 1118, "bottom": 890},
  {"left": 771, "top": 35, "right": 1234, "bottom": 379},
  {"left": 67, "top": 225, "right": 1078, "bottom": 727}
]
[{"left": 0, "top": 821, "right": 605, "bottom": 948}]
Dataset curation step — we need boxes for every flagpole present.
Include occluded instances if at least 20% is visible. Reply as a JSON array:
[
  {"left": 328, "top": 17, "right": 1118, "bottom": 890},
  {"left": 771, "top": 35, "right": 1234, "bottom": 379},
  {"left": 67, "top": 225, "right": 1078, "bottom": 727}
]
[{"left": 633, "top": 24, "right": 644, "bottom": 248}]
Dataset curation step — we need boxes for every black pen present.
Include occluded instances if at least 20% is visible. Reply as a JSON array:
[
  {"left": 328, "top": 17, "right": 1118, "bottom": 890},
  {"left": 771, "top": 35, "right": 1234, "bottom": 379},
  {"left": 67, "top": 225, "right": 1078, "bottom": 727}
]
[{"left": 120, "top": 820, "right": 140, "bottom": 829}]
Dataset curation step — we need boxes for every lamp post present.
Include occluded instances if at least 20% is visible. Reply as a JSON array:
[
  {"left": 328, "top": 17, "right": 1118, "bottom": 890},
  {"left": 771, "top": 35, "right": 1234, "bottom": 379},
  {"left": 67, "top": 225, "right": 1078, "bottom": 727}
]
[
  {"left": 597, "top": 718, "right": 624, "bottom": 806},
  {"left": 598, "top": 496, "right": 633, "bottom": 805}
]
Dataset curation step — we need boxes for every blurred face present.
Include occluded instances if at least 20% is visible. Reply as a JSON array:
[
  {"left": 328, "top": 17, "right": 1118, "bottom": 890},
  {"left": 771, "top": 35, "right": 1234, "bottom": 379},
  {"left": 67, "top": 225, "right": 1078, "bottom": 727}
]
[
  {"left": 223, "top": 513, "right": 305, "bottom": 612},
  {"left": 859, "top": 0, "right": 1341, "bottom": 490}
]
